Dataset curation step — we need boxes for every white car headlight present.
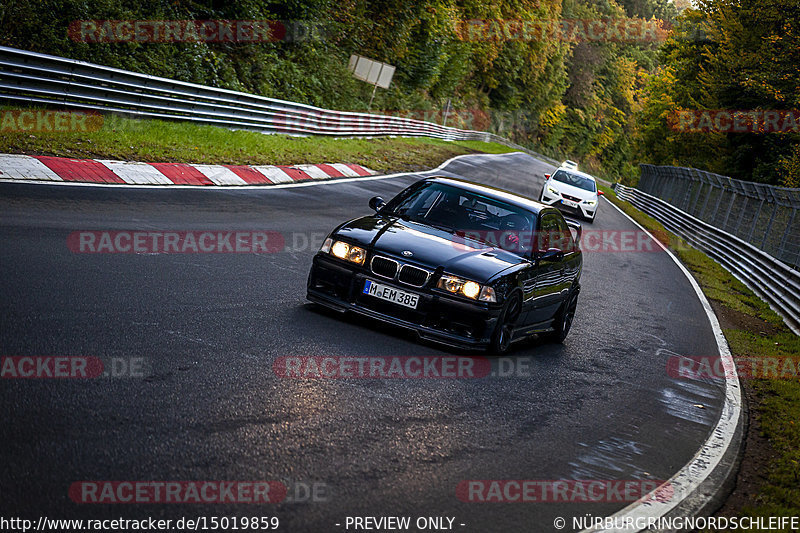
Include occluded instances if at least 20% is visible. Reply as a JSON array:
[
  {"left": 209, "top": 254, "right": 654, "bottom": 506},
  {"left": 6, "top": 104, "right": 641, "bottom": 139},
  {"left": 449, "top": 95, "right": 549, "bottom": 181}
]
[
  {"left": 547, "top": 185, "right": 560, "bottom": 195},
  {"left": 331, "top": 240, "right": 349, "bottom": 259},
  {"left": 329, "top": 240, "right": 366, "bottom": 265},
  {"left": 462, "top": 281, "right": 481, "bottom": 299},
  {"left": 584, "top": 200, "right": 597, "bottom": 206}
]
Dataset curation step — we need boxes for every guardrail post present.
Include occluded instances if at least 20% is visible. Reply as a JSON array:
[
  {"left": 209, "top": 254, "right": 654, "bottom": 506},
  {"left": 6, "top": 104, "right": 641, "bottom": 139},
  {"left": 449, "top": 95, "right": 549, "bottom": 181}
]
[
  {"left": 680, "top": 170, "right": 694, "bottom": 211},
  {"left": 648, "top": 167, "right": 659, "bottom": 194},
  {"left": 698, "top": 174, "right": 714, "bottom": 220},
  {"left": 733, "top": 195, "right": 749, "bottom": 237},
  {"left": 688, "top": 169, "right": 704, "bottom": 216},
  {"left": 638, "top": 165, "right": 652, "bottom": 192},
  {"left": 708, "top": 175, "right": 726, "bottom": 224},
  {"left": 748, "top": 196, "right": 765, "bottom": 243},
  {"left": 776, "top": 208, "right": 796, "bottom": 263},
  {"left": 760, "top": 199, "right": 780, "bottom": 251},
  {"left": 722, "top": 181, "right": 738, "bottom": 230},
  {"left": 670, "top": 169, "right": 680, "bottom": 198},
  {"left": 656, "top": 167, "right": 667, "bottom": 196}
]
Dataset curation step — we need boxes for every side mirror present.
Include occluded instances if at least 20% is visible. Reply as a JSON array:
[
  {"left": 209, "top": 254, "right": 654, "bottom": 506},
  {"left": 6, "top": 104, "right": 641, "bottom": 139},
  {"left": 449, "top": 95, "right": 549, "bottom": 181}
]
[
  {"left": 544, "top": 174, "right": 551, "bottom": 180},
  {"left": 538, "top": 248, "right": 564, "bottom": 262},
  {"left": 597, "top": 190, "right": 605, "bottom": 196},
  {"left": 369, "top": 196, "right": 386, "bottom": 212}
]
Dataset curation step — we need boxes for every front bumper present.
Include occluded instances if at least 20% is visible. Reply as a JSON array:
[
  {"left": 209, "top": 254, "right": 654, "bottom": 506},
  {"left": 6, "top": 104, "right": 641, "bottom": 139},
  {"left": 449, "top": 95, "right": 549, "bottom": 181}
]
[
  {"left": 306, "top": 254, "right": 502, "bottom": 350},
  {"left": 540, "top": 193, "right": 596, "bottom": 219}
]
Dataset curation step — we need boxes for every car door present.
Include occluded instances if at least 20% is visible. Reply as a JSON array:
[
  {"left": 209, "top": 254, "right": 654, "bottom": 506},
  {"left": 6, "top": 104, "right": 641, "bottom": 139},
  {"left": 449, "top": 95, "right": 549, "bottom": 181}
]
[
  {"left": 552, "top": 214, "right": 581, "bottom": 300},
  {"left": 530, "top": 212, "right": 566, "bottom": 323}
]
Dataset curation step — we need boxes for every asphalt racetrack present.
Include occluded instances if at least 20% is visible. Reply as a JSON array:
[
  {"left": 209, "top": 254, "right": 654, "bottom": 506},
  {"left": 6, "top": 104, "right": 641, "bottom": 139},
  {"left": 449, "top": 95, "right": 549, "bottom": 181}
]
[{"left": 0, "top": 152, "right": 725, "bottom": 532}]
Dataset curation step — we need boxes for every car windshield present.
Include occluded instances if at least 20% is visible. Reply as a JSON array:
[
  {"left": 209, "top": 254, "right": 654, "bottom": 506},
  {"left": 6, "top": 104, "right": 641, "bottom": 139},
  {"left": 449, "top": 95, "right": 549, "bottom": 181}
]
[
  {"left": 551, "top": 170, "right": 596, "bottom": 192},
  {"left": 383, "top": 182, "right": 535, "bottom": 255}
]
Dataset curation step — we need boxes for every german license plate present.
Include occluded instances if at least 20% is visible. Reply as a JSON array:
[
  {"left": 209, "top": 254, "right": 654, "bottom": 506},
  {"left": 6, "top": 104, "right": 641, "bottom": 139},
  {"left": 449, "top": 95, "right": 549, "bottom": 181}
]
[
  {"left": 562, "top": 199, "right": 579, "bottom": 208},
  {"left": 363, "top": 280, "right": 419, "bottom": 309}
]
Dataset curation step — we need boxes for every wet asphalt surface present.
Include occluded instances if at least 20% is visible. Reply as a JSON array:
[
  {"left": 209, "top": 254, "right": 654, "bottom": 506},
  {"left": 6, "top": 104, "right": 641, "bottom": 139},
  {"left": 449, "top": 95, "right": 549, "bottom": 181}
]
[{"left": 0, "top": 153, "right": 725, "bottom": 532}]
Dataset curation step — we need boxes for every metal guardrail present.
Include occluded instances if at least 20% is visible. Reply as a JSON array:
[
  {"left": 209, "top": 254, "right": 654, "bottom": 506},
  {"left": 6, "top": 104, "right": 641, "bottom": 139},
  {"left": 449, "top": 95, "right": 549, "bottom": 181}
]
[
  {"left": 0, "top": 45, "right": 560, "bottom": 166},
  {"left": 639, "top": 164, "right": 800, "bottom": 269},
  {"left": 614, "top": 184, "right": 800, "bottom": 334}
]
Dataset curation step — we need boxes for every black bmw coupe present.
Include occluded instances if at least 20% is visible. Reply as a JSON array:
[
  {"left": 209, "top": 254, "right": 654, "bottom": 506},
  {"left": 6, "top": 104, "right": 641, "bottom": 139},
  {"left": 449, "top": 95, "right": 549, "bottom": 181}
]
[{"left": 307, "top": 176, "right": 583, "bottom": 354}]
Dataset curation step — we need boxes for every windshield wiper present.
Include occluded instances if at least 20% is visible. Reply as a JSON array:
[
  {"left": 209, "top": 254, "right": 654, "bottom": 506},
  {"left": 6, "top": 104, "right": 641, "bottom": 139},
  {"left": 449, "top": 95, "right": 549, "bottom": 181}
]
[
  {"left": 421, "top": 220, "right": 456, "bottom": 233},
  {"left": 393, "top": 213, "right": 453, "bottom": 232}
]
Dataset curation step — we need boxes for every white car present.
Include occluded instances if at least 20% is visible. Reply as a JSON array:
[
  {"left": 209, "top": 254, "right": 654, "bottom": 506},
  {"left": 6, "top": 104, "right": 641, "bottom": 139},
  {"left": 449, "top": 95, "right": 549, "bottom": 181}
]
[
  {"left": 539, "top": 167, "right": 603, "bottom": 222},
  {"left": 561, "top": 160, "right": 578, "bottom": 170}
]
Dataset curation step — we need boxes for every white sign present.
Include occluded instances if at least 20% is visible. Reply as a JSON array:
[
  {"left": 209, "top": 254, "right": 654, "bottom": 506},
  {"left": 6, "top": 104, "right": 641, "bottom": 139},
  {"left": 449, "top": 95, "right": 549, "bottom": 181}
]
[{"left": 348, "top": 55, "right": 395, "bottom": 89}]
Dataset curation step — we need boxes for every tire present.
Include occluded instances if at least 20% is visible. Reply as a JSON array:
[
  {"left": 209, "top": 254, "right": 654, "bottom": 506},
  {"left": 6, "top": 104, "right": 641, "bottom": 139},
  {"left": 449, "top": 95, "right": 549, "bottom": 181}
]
[
  {"left": 488, "top": 293, "right": 522, "bottom": 355},
  {"left": 551, "top": 291, "right": 578, "bottom": 343}
]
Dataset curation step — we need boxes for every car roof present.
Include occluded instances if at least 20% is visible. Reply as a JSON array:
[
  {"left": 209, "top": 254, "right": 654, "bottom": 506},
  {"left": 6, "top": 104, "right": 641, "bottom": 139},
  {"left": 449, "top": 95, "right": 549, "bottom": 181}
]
[
  {"left": 554, "top": 167, "right": 597, "bottom": 181},
  {"left": 423, "top": 176, "right": 552, "bottom": 216}
]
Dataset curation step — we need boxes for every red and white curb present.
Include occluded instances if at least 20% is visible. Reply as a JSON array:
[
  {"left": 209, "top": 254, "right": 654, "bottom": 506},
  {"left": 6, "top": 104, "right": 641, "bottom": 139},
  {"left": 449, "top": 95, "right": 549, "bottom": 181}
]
[{"left": 0, "top": 154, "right": 375, "bottom": 186}]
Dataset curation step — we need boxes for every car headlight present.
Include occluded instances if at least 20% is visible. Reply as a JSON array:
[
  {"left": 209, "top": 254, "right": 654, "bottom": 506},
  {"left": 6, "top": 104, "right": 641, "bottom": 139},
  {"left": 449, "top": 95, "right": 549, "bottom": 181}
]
[
  {"left": 328, "top": 240, "right": 366, "bottom": 265},
  {"left": 584, "top": 200, "right": 597, "bottom": 206},
  {"left": 547, "top": 186, "right": 560, "bottom": 195},
  {"left": 437, "top": 275, "right": 496, "bottom": 302}
]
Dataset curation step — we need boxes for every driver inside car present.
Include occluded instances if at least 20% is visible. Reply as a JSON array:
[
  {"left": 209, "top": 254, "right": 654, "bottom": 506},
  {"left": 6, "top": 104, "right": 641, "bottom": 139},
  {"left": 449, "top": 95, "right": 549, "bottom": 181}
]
[
  {"left": 428, "top": 192, "right": 471, "bottom": 230},
  {"left": 500, "top": 213, "right": 533, "bottom": 254}
]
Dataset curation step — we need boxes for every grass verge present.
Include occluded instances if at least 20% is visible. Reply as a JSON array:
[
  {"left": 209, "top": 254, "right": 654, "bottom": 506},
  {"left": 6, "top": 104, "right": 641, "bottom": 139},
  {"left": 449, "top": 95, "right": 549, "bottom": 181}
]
[
  {"left": 599, "top": 184, "right": 800, "bottom": 529},
  {"left": 0, "top": 110, "right": 516, "bottom": 173}
]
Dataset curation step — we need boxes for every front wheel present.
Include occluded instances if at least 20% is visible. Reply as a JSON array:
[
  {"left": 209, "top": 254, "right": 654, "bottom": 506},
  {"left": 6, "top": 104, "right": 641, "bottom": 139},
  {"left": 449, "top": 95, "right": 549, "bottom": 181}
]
[
  {"left": 489, "top": 293, "right": 521, "bottom": 355},
  {"left": 552, "top": 291, "right": 578, "bottom": 343}
]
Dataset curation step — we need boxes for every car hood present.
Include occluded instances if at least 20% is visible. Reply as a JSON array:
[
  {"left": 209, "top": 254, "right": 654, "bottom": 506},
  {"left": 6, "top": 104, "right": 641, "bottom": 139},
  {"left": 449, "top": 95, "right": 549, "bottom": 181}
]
[
  {"left": 334, "top": 216, "right": 526, "bottom": 283},
  {"left": 549, "top": 180, "right": 596, "bottom": 200}
]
